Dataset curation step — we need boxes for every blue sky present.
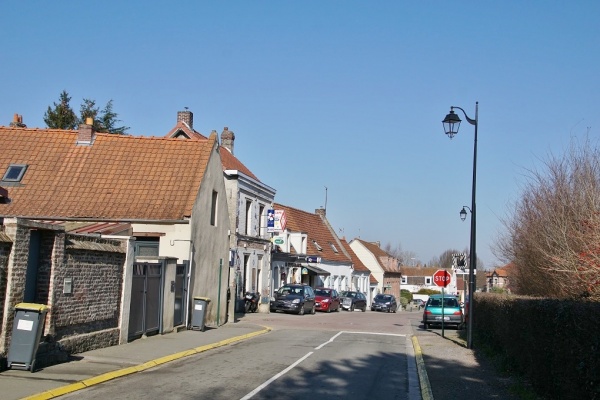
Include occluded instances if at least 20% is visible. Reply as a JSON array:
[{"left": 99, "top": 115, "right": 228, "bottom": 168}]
[{"left": 2, "top": 1, "right": 599, "bottom": 269}]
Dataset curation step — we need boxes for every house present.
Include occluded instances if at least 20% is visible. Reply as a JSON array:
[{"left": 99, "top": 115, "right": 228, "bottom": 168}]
[
  {"left": 270, "top": 204, "right": 365, "bottom": 295},
  {"left": 0, "top": 115, "right": 230, "bottom": 363},
  {"left": 339, "top": 238, "right": 371, "bottom": 295},
  {"left": 486, "top": 264, "right": 512, "bottom": 292},
  {"left": 164, "top": 111, "right": 277, "bottom": 312},
  {"left": 348, "top": 239, "right": 402, "bottom": 302},
  {"left": 400, "top": 266, "right": 462, "bottom": 299}
]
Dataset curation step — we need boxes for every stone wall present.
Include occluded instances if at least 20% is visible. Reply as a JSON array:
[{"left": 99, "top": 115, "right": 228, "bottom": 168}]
[{"left": 0, "top": 220, "right": 129, "bottom": 370}]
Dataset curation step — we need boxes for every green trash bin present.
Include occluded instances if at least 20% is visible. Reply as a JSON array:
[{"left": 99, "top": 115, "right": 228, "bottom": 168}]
[
  {"left": 7, "top": 303, "right": 48, "bottom": 372},
  {"left": 191, "top": 297, "right": 210, "bottom": 331}
]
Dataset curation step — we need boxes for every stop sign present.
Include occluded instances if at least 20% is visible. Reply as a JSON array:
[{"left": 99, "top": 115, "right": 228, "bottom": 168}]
[{"left": 433, "top": 269, "right": 451, "bottom": 287}]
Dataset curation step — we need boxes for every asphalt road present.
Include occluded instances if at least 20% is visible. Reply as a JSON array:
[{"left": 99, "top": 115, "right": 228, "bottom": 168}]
[{"left": 59, "top": 310, "right": 421, "bottom": 399}]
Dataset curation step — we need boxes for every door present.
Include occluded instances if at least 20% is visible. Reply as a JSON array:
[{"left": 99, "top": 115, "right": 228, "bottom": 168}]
[{"left": 128, "top": 262, "right": 163, "bottom": 340}]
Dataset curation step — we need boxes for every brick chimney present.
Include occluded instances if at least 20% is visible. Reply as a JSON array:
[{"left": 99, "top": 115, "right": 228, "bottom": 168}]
[
  {"left": 315, "top": 207, "right": 326, "bottom": 218},
  {"left": 76, "top": 117, "right": 96, "bottom": 146},
  {"left": 9, "top": 113, "right": 26, "bottom": 128},
  {"left": 177, "top": 110, "right": 193, "bottom": 130},
  {"left": 221, "top": 127, "right": 235, "bottom": 154}
]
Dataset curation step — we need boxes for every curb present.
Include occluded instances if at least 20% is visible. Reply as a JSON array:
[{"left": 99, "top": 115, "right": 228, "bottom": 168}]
[
  {"left": 23, "top": 326, "right": 272, "bottom": 400},
  {"left": 412, "top": 335, "right": 434, "bottom": 400}
]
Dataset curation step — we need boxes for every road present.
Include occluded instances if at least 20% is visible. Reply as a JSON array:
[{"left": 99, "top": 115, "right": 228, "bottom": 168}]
[{"left": 60, "top": 309, "right": 423, "bottom": 399}]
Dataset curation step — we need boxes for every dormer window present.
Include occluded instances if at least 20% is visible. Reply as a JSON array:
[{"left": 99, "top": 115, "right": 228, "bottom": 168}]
[
  {"left": 2, "top": 164, "right": 28, "bottom": 182},
  {"left": 313, "top": 240, "right": 323, "bottom": 251},
  {"left": 329, "top": 242, "right": 338, "bottom": 253}
]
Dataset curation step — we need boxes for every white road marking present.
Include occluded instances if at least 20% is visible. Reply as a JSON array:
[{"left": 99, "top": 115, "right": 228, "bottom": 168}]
[{"left": 239, "top": 331, "right": 408, "bottom": 399}]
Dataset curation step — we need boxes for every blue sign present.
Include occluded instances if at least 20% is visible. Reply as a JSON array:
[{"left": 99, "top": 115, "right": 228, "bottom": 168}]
[{"left": 267, "top": 209, "right": 275, "bottom": 232}]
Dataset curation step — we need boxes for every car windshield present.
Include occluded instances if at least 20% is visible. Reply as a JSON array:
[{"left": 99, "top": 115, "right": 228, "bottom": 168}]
[
  {"left": 315, "top": 289, "right": 331, "bottom": 296},
  {"left": 279, "top": 286, "right": 303, "bottom": 296},
  {"left": 428, "top": 297, "right": 459, "bottom": 307},
  {"left": 341, "top": 292, "right": 356, "bottom": 298},
  {"left": 375, "top": 295, "right": 391, "bottom": 301}
]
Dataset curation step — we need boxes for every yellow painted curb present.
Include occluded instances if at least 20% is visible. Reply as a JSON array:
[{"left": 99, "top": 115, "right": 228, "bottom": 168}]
[
  {"left": 412, "top": 336, "right": 434, "bottom": 400},
  {"left": 25, "top": 326, "right": 272, "bottom": 399}
]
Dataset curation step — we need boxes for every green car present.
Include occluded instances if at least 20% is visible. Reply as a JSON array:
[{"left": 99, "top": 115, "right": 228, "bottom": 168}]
[{"left": 422, "top": 294, "right": 464, "bottom": 329}]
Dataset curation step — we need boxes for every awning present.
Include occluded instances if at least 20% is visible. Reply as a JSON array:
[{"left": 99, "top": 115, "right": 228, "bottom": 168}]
[{"left": 302, "top": 264, "right": 331, "bottom": 276}]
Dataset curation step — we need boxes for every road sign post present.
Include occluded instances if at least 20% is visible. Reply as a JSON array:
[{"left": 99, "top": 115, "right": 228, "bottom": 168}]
[{"left": 433, "top": 270, "right": 451, "bottom": 337}]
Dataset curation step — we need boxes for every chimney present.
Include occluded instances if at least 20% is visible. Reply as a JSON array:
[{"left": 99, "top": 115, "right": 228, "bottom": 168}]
[
  {"left": 315, "top": 207, "right": 326, "bottom": 218},
  {"left": 221, "top": 126, "right": 235, "bottom": 154},
  {"left": 177, "top": 110, "right": 193, "bottom": 130},
  {"left": 9, "top": 113, "right": 26, "bottom": 128},
  {"left": 76, "top": 117, "right": 96, "bottom": 146}
]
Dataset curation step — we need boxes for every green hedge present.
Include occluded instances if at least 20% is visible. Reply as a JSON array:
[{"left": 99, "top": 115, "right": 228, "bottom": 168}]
[{"left": 474, "top": 293, "right": 600, "bottom": 399}]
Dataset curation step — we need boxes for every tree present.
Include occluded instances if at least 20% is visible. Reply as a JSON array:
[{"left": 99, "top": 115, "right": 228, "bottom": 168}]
[
  {"left": 429, "top": 249, "right": 484, "bottom": 270},
  {"left": 45, "top": 92, "right": 129, "bottom": 134},
  {"left": 44, "top": 90, "right": 78, "bottom": 129},
  {"left": 497, "top": 137, "right": 600, "bottom": 299},
  {"left": 383, "top": 242, "right": 419, "bottom": 265},
  {"left": 98, "top": 100, "right": 129, "bottom": 134}
]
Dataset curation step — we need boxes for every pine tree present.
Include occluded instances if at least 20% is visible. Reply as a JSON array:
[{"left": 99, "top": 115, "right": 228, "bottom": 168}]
[
  {"left": 43, "top": 90, "right": 78, "bottom": 129},
  {"left": 98, "top": 100, "right": 129, "bottom": 134}
]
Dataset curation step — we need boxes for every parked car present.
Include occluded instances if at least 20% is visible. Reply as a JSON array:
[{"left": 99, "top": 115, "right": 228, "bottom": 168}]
[
  {"left": 270, "top": 284, "right": 316, "bottom": 315},
  {"left": 339, "top": 291, "right": 367, "bottom": 312},
  {"left": 314, "top": 288, "right": 340, "bottom": 313},
  {"left": 422, "top": 294, "right": 464, "bottom": 329},
  {"left": 371, "top": 294, "right": 398, "bottom": 313}
]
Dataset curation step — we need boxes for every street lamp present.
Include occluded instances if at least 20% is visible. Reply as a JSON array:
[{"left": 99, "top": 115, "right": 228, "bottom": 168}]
[
  {"left": 459, "top": 206, "right": 471, "bottom": 222},
  {"left": 442, "top": 102, "right": 478, "bottom": 350}
]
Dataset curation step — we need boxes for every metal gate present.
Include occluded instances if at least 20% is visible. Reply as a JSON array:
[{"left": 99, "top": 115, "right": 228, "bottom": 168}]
[{"left": 128, "top": 262, "right": 163, "bottom": 340}]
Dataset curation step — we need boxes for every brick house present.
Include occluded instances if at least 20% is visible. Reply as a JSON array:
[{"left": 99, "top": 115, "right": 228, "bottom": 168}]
[{"left": 0, "top": 115, "right": 230, "bottom": 366}]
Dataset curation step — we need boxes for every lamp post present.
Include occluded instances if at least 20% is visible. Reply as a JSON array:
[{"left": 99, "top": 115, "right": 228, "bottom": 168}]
[{"left": 442, "top": 102, "right": 478, "bottom": 349}]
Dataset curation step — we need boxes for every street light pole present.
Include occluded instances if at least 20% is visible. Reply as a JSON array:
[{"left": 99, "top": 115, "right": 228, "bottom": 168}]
[{"left": 442, "top": 102, "right": 478, "bottom": 350}]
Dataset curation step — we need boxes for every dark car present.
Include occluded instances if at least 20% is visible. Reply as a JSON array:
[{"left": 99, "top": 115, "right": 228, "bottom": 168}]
[
  {"left": 339, "top": 291, "right": 367, "bottom": 312},
  {"left": 270, "top": 284, "right": 316, "bottom": 315},
  {"left": 314, "top": 288, "right": 340, "bottom": 313},
  {"left": 422, "top": 294, "right": 464, "bottom": 329},
  {"left": 371, "top": 294, "right": 398, "bottom": 313}
]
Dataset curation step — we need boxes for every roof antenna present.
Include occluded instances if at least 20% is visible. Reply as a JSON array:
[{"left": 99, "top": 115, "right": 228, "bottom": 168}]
[{"left": 324, "top": 186, "right": 328, "bottom": 212}]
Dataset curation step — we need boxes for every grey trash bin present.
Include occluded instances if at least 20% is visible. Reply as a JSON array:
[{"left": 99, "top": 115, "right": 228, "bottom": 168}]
[
  {"left": 191, "top": 297, "right": 210, "bottom": 331},
  {"left": 7, "top": 303, "right": 48, "bottom": 372}
]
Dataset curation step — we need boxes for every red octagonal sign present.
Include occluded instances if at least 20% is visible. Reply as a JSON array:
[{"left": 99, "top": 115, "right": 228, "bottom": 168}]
[{"left": 433, "top": 269, "right": 451, "bottom": 287}]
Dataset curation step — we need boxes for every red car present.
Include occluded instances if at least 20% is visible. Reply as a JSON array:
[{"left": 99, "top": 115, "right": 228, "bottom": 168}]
[{"left": 314, "top": 288, "right": 341, "bottom": 313}]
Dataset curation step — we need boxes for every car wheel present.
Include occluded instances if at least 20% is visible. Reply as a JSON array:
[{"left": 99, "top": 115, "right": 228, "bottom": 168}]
[
  {"left": 336, "top": 305, "right": 341, "bottom": 312},
  {"left": 350, "top": 304, "right": 355, "bottom": 312},
  {"left": 326, "top": 305, "right": 331, "bottom": 313},
  {"left": 393, "top": 306, "right": 397, "bottom": 313},
  {"left": 299, "top": 304, "right": 305, "bottom": 315},
  {"left": 311, "top": 305, "right": 316, "bottom": 315},
  {"left": 362, "top": 304, "right": 366, "bottom": 312},
  {"left": 424, "top": 323, "right": 429, "bottom": 329}
]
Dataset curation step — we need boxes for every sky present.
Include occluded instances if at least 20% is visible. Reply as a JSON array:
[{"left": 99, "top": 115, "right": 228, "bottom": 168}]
[{"left": 2, "top": 1, "right": 599, "bottom": 269}]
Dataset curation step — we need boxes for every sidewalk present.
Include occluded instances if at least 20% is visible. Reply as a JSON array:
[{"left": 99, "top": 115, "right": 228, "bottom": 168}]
[
  {"left": 0, "top": 322, "right": 270, "bottom": 400},
  {"left": 412, "top": 324, "right": 523, "bottom": 400}
]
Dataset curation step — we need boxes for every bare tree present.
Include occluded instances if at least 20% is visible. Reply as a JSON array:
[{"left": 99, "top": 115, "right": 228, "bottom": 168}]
[
  {"left": 383, "top": 242, "right": 419, "bottom": 265},
  {"left": 497, "top": 137, "right": 600, "bottom": 299}
]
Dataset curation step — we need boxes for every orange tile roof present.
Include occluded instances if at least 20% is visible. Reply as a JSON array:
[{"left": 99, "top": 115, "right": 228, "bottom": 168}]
[
  {"left": 220, "top": 147, "right": 259, "bottom": 181},
  {"left": 165, "top": 123, "right": 260, "bottom": 182},
  {"left": 0, "top": 126, "right": 217, "bottom": 221},
  {"left": 353, "top": 238, "right": 401, "bottom": 273},
  {"left": 274, "top": 203, "right": 351, "bottom": 263},
  {"left": 339, "top": 238, "right": 370, "bottom": 272}
]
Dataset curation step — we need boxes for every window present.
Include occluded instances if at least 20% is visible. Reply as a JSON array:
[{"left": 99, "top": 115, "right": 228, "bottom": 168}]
[
  {"left": 425, "top": 277, "right": 432, "bottom": 285},
  {"left": 134, "top": 238, "right": 159, "bottom": 257},
  {"left": 401, "top": 276, "right": 407, "bottom": 284},
  {"left": 313, "top": 240, "right": 323, "bottom": 251},
  {"left": 329, "top": 242, "right": 338, "bottom": 253},
  {"left": 245, "top": 199, "right": 252, "bottom": 235},
  {"left": 210, "top": 191, "right": 218, "bottom": 226},
  {"left": 2, "top": 164, "right": 27, "bottom": 182},
  {"left": 258, "top": 204, "right": 265, "bottom": 237}
]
